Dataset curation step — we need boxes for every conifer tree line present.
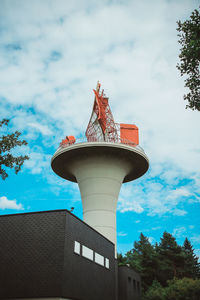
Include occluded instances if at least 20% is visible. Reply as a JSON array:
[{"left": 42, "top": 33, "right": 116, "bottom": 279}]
[{"left": 118, "top": 232, "right": 200, "bottom": 300}]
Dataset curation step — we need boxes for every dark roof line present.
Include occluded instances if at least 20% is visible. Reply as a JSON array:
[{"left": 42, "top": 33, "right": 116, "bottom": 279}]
[{"left": 0, "top": 209, "right": 114, "bottom": 245}]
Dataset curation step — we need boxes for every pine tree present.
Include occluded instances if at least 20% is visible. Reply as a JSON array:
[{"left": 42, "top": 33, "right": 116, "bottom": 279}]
[
  {"left": 156, "top": 232, "right": 184, "bottom": 285},
  {"left": 182, "top": 238, "right": 200, "bottom": 279},
  {"left": 125, "top": 233, "right": 158, "bottom": 291},
  {"left": 117, "top": 253, "right": 127, "bottom": 266}
]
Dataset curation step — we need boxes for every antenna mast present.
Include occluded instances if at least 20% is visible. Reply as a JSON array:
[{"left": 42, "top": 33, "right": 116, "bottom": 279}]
[{"left": 85, "top": 82, "right": 118, "bottom": 142}]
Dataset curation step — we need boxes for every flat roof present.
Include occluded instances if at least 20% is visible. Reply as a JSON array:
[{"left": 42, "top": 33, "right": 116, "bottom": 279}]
[{"left": 0, "top": 209, "right": 115, "bottom": 245}]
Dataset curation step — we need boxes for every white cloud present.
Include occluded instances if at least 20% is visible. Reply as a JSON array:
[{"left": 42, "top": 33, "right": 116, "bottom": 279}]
[
  {"left": 168, "top": 188, "right": 191, "bottom": 200},
  {"left": 118, "top": 232, "right": 127, "bottom": 237},
  {"left": 152, "top": 226, "right": 161, "bottom": 231},
  {"left": 172, "top": 209, "right": 187, "bottom": 216},
  {"left": 191, "top": 235, "right": 200, "bottom": 244},
  {"left": 0, "top": 196, "right": 24, "bottom": 210},
  {"left": 28, "top": 122, "right": 52, "bottom": 135},
  {"left": 24, "top": 148, "right": 51, "bottom": 174},
  {"left": 117, "top": 177, "right": 195, "bottom": 217},
  {"left": 118, "top": 197, "right": 144, "bottom": 213},
  {"left": 189, "top": 225, "right": 195, "bottom": 229},
  {"left": 172, "top": 226, "right": 186, "bottom": 238},
  {"left": 148, "top": 237, "right": 156, "bottom": 244},
  {"left": 22, "top": 145, "right": 80, "bottom": 198}
]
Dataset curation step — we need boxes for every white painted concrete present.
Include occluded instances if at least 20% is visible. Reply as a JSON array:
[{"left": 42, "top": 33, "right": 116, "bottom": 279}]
[
  {"left": 51, "top": 142, "right": 149, "bottom": 256},
  {"left": 69, "top": 154, "right": 131, "bottom": 254},
  {"left": 51, "top": 142, "right": 149, "bottom": 183}
]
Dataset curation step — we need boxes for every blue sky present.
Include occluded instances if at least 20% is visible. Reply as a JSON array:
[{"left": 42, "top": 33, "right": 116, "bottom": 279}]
[{"left": 0, "top": 0, "right": 200, "bottom": 257}]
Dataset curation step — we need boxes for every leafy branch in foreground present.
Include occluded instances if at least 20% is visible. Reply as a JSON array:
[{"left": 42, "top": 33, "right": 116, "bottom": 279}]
[
  {"left": 0, "top": 119, "right": 29, "bottom": 180},
  {"left": 177, "top": 7, "right": 200, "bottom": 111}
]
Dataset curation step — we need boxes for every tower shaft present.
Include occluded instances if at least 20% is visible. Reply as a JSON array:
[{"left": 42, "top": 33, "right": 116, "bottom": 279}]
[{"left": 70, "top": 155, "right": 131, "bottom": 254}]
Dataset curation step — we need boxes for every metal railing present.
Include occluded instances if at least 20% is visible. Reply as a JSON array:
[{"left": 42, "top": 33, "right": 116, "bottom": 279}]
[{"left": 59, "top": 137, "right": 144, "bottom": 152}]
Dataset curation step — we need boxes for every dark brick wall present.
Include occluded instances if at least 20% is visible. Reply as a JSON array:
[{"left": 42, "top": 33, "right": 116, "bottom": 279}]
[
  {"left": 0, "top": 210, "right": 116, "bottom": 300},
  {"left": 118, "top": 265, "right": 141, "bottom": 300},
  {"left": 0, "top": 210, "right": 66, "bottom": 298},
  {"left": 62, "top": 212, "right": 116, "bottom": 300}
]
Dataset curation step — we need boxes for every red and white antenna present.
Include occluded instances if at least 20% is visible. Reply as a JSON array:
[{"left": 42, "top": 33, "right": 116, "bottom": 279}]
[{"left": 85, "top": 81, "right": 118, "bottom": 143}]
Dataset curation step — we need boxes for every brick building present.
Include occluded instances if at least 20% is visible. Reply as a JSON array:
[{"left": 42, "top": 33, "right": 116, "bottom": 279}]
[{"left": 0, "top": 210, "right": 141, "bottom": 300}]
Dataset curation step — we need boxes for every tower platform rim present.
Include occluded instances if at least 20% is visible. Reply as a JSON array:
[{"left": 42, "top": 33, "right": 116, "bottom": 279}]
[{"left": 51, "top": 141, "right": 149, "bottom": 183}]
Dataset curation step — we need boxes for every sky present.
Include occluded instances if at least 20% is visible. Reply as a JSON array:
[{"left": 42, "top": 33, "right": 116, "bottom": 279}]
[{"left": 0, "top": 0, "right": 200, "bottom": 257}]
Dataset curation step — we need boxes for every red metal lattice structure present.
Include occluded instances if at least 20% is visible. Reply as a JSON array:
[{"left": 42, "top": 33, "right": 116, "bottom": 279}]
[
  {"left": 60, "top": 82, "right": 139, "bottom": 148},
  {"left": 85, "top": 82, "right": 119, "bottom": 143}
]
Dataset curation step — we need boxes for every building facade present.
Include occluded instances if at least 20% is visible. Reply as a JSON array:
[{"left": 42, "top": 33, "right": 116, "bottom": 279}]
[{"left": 0, "top": 210, "right": 141, "bottom": 300}]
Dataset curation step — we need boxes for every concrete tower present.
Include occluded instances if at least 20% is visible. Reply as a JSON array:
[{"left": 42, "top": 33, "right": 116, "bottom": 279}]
[{"left": 51, "top": 83, "right": 149, "bottom": 255}]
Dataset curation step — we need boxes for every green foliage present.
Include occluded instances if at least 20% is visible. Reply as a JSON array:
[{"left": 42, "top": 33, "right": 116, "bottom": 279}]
[
  {"left": 177, "top": 7, "right": 200, "bottom": 111},
  {"left": 0, "top": 119, "right": 29, "bottom": 180},
  {"left": 117, "top": 253, "right": 127, "bottom": 266},
  {"left": 121, "top": 233, "right": 158, "bottom": 292},
  {"left": 118, "top": 232, "right": 200, "bottom": 298},
  {"left": 182, "top": 238, "right": 200, "bottom": 279},
  {"left": 144, "top": 278, "right": 200, "bottom": 300},
  {"left": 156, "top": 232, "right": 185, "bottom": 284},
  {"left": 143, "top": 280, "right": 165, "bottom": 300}
]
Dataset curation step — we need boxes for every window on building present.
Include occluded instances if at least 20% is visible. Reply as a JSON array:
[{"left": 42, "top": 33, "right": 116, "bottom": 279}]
[
  {"left": 133, "top": 279, "right": 136, "bottom": 290},
  {"left": 74, "top": 241, "right": 80, "bottom": 255},
  {"left": 82, "top": 245, "right": 94, "bottom": 261},
  {"left": 94, "top": 252, "right": 104, "bottom": 266},
  {"left": 105, "top": 258, "right": 110, "bottom": 269},
  {"left": 73, "top": 241, "right": 110, "bottom": 270},
  {"left": 137, "top": 281, "right": 140, "bottom": 293}
]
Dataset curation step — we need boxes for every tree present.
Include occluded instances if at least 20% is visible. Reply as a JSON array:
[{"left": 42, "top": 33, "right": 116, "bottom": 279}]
[
  {"left": 144, "top": 278, "right": 200, "bottom": 300},
  {"left": 156, "top": 232, "right": 184, "bottom": 285},
  {"left": 177, "top": 7, "right": 200, "bottom": 111},
  {"left": 143, "top": 280, "right": 165, "bottom": 300},
  {"left": 125, "top": 233, "right": 158, "bottom": 291},
  {"left": 182, "top": 238, "right": 200, "bottom": 279},
  {"left": 117, "top": 253, "right": 127, "bottom": 266},
  {"left": 118, "top": 232, "right": 200, "bottom": 299},
  {"left": 0, "top": 119, "right": 29, "bottom": 180}
]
